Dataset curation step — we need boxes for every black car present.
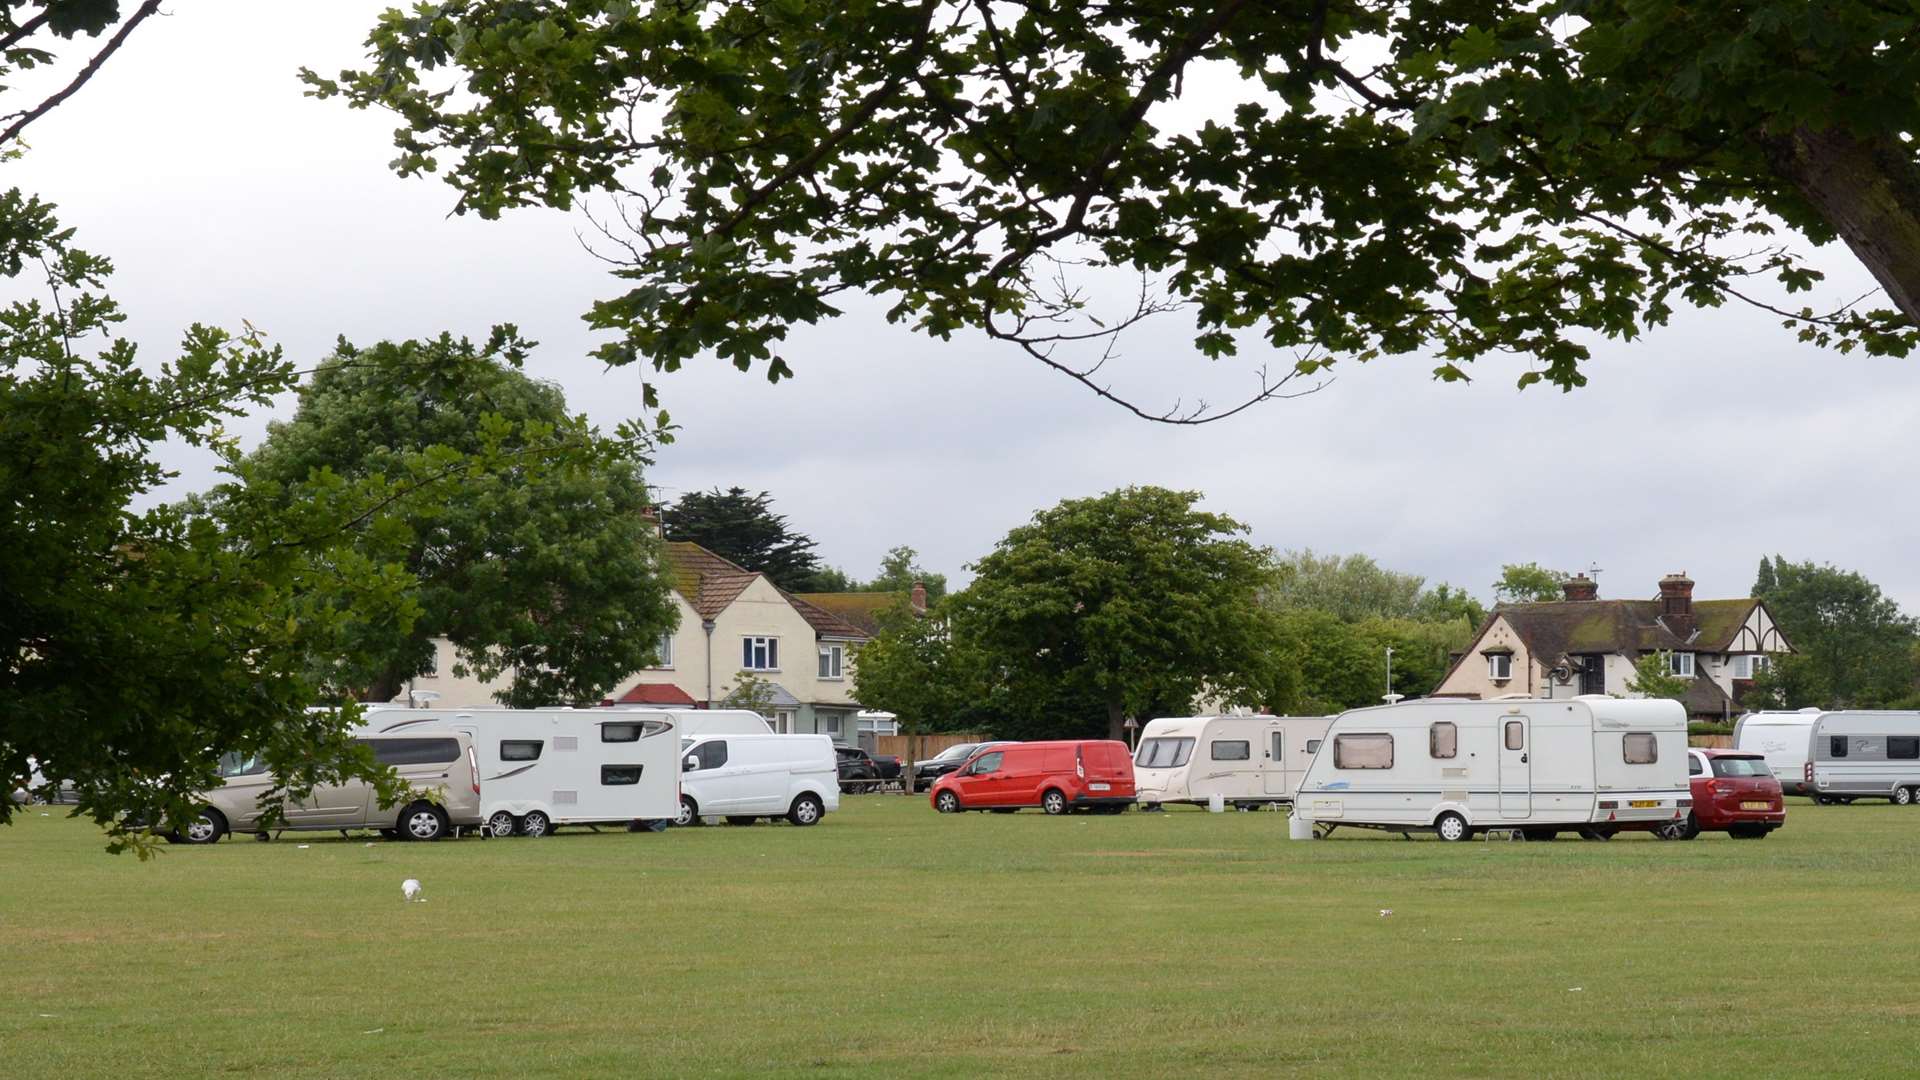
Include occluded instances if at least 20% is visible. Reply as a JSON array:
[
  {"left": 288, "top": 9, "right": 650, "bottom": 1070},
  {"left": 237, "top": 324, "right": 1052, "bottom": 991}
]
[
  {"left": 835, "top": 746, "right": 880, "bottom": 783},
  {"left": 867, "top": 753, "right": 903, "bottom": 781},
  {"left": 912, "top": 741, "right": 1008, "bottom": 791}
]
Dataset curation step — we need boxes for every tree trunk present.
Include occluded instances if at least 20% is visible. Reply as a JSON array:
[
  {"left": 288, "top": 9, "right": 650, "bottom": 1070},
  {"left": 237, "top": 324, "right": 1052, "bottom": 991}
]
[
  {"left": 1766, "top": 124, "right": 1920, "bottom": 326},
  {"left": 1106, "top": 698, "right": 1127, "bottom": 743},
  {"left": 363, "top": 669, "right": 405, "bottom": 706}
]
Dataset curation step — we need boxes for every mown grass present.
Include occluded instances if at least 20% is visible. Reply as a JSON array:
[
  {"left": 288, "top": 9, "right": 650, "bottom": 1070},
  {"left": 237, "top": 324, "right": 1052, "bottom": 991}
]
[{"left": 3, "top": 796, "right": 1917, "bottom": 1078}]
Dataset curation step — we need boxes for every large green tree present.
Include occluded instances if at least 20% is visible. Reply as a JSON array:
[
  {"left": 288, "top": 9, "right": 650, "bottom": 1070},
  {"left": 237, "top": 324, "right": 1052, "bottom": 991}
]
[
  {"left": 1494, "top": 562, "right": 1570, "bottom": 604},
  {"left": 664, "top": 487, "right": 835, "bottom": 590},
  {"left": 954, "top": 486, "right": 1276, "bottom": 740},
  {"left": 312, "top": 2, "right": 1919, "bottom": 424},
  {"left": 1749, "top": 558, "right": 1920, "bottom": 709},
  {"left": 224, "top": 330, "right": 677, "bottom": 706}
]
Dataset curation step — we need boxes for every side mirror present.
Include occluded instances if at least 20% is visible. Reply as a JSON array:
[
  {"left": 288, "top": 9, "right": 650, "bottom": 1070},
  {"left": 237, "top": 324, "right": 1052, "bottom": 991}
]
[{"left": 684, "top": 755, "right": 699, "bottom": 771}]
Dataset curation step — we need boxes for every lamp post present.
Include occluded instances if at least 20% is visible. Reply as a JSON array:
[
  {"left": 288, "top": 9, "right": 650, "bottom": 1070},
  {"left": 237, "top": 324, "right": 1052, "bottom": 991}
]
[
  {"left": 1123, "top": 716, "right": 1139, "bottom": 751},
  {"left": 1382, "top": 646, "right": 1404, "bottom": 705}
]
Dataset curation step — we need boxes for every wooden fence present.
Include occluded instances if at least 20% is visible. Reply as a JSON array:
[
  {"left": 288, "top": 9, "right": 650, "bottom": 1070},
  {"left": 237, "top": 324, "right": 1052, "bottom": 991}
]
[
  {"left": 873, "top": 732, "right": 990, "bottom": 762},
  {"left": 1688, "top": 734, "right": 1733, "bottom": 749}
]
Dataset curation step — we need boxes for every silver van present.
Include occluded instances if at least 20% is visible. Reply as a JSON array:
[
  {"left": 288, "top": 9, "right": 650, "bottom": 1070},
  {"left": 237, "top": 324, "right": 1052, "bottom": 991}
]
[{"left": 178, "top": 731, "right": 482, "bottom": 843}]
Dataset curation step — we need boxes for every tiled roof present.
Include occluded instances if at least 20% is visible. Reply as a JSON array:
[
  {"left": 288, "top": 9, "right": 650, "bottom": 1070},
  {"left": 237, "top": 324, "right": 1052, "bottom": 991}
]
[
  {"left": 782, "top": 591, "right": 872, "bottom": 640},
  {"left": 1490, "top": 597, "right": 1764, "bottom": 660},
  {"left": 662, "top": 542, "right": 759, "bottom": 619},
  {"left": 789, "top": 591, "right": 912, "bottom": 637},
  {"left": 610, "top": 682, "right": 698, "bottom": 706}
]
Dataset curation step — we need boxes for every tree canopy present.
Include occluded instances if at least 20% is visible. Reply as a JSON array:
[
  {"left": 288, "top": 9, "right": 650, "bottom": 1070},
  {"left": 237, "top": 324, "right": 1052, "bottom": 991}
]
[
  {"left": 1494, "top": 562, "right": 1569, "bottom": 604},
  {"left": 953, "top": 486, "right": 1276, "bottom": 739},
  {"left": 223, "top": 330, "right": 677, "bottom": 706},
  {"left": 311, "top": 1, "right": 1920, "bottom": 424},
  {"left": 664, "top": 487, "right": 836, "bottom": 590},
  {"left": 1749, "top": 557, "right": 1920, "bottom": 709}
]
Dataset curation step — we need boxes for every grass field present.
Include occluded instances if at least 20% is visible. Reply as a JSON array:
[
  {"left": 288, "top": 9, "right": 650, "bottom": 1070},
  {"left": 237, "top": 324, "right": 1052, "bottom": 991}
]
[{"left": 3, "top": 795, "right": 1917, "bottom": 1078}]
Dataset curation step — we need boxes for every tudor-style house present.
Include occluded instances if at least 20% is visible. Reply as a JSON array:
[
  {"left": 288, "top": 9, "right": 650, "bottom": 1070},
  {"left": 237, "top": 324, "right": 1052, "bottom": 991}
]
[{"left": 1431, "top": 572, "right": 1793, "bottom": 722}]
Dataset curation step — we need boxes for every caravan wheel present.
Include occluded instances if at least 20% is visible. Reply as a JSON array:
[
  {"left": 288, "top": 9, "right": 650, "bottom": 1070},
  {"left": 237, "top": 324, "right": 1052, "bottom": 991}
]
[
  {"left": 1434, "top": 812, "right": 1468, "bottom": 842},
  {"left": 1895, "top": 787, "right": 1915, "bottom": 806},
  {"left": 518, "top": 810, "right": 551, "bottom": 838},
  {"left": 486, "top": 811, "right": 518, "bottom": 838}
]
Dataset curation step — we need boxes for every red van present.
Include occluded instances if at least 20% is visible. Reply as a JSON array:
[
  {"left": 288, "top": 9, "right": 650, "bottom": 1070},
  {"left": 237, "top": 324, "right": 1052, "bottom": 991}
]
[{"left": 928, "top": 740, "right": 1136, "bottom": 815}]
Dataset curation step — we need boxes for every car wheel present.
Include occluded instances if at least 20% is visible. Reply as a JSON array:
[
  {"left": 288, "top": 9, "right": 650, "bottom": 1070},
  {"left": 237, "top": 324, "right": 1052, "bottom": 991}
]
[
  {"left": 486, "top": 811, "right": 518, "bottom": 838},
  {"left": 934, "top": 790, "right": 961, "bottom": 813},
  {"left": 674, "top": 795, "right": 700, "bottom": 827},
  {"left": 403, "top": 804, "right": 448, "bottom": 841},
  {"left": 726, "top": 816, "right": 758, "bottom": 826},
  {"left": 1576, "top": 826, "right": 1616, "bottom": 841},
  {"left": 1656, "top": 813, "right": 1699, "bottom": 841},
  {"left": 1041, "top": 789, "right": 1068, "bottom": 816},
  {"left": 517, "top": 810, "right": 550, "bottom": 838},
  {"left": 180, "top": 808, "right": 227, "bottom": 845},
  {"left": 1434, "top": 811, "right": 1468, "bottom": 842},
  {"left": 1895, "top": 786, "right": 1915, "bottom": 806},
  {"left": 787, "top": 793, "right": 824, "bottom": 827}
]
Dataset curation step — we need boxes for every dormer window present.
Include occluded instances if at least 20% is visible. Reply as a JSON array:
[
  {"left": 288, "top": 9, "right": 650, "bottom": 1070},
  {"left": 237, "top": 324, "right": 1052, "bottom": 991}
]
[
  {"left": 1487, "top": 653, "right": 1512, "bottom": 681},
  {"left": 1669, "top": 652, "right": 1695, "bottom": 678}
]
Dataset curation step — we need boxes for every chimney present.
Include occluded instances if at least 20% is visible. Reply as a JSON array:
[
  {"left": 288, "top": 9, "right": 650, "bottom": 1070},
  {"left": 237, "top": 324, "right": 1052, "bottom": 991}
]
[
  {"left": 909, "top": 579, "right": 927, "bottom": 613},
  {"left": 640, "top": 505, "right": 664, "bottom": 539},
  {"left": 1561, "top": 574, "right": 1598, "bottom": 602},
  {"left": 1658, "top": 572, "right": 1694, "bottom": 618}
]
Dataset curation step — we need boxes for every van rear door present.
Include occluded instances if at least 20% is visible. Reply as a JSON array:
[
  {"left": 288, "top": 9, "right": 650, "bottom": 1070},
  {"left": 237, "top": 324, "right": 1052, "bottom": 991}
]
[{"left": 1086, "top": 742, "right": 1136, "bottom": 796}]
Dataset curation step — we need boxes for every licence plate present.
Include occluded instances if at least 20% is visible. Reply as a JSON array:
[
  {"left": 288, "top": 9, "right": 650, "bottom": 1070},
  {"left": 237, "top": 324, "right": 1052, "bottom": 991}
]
[
  {"left": 1628, "top": 799, "right": 1659, "bottom": 808},
  {"left": 1741, "top": 801, "right": 1772, "bottom": 810},
  {"left": 1089, "top": 783, "right": 1111, "bottom": 792}
]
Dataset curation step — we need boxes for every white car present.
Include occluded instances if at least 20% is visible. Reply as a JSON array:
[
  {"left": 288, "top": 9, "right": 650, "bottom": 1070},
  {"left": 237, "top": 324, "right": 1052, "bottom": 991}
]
[{"left": 675, "top": 734, "right": 839, "bottom": 827}]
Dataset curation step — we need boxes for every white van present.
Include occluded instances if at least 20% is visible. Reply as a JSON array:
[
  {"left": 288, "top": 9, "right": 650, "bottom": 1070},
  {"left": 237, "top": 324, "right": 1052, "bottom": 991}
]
[
  {"left": 676, "top": 733, "right": 839, "bottom": 827},
  {"left": 1133, "top": 715, "right": 1332, "bottom": 809},
  {"left": 362, "top": 707, "right": 681, "bottom": 837},
  {"left": 1735, "top": 709, "right": 1920, "bottom": 803},
  {"left": 607, "top": 707, "right": 772, "bottom": 738},
  {"left": 1293, "top": 697, "right": 1689, "bottom": 840}
]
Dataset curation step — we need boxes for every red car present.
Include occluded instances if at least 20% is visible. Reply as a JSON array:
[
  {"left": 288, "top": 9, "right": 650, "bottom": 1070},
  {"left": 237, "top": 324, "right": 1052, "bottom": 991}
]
[
  {"left": 1658, "top": 748, "right": 1786, "bottom": 840},
  {"left": 929, "top": 740, "right": 1136, "bottom": 815}
]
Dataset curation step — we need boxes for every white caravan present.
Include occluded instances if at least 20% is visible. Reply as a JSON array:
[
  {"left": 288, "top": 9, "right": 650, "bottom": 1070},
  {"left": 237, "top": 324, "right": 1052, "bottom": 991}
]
[
  {"left": 1292, "top": 696, "right": 1689, "bottom": 840},
  {"left": 361, "top": 707, "right": 681, "bottom": 837},
  {"left": 1133, "top": 715, "right": 1333, "bottom": 809},
  {"left": 607, "top": 707, "right": 772, "bottom": 737},
  {"left": 676, "top": 733, "right": 839, "bottom": 827},
  {"left": 1735, "top": 709, "right": 1920, "bottom": 803}
]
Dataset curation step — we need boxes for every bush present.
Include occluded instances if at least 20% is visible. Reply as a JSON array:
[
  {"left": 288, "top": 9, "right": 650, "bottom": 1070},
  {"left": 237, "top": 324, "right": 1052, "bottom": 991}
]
[{"left": 1687, "top": 722, "right": 1733, "bottom": 736}]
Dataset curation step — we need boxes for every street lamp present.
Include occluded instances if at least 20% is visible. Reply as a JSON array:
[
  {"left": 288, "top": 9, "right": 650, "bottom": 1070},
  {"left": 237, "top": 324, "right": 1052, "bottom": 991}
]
[
  {"left": 1382, "top": 646, "right": 1403, "bottom": 705},
  {"left": 1123, "top": 716, "right": 1139, "bottom": 750}
]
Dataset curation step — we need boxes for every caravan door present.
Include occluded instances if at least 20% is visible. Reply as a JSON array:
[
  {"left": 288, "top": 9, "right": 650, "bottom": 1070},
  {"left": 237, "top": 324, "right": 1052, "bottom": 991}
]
[
  {"left": 1498, "top": 717, "right": 1532, "bottom": 817},
  {"left": 1263, "top": 727, "right": 1288, "bottom": 797}
]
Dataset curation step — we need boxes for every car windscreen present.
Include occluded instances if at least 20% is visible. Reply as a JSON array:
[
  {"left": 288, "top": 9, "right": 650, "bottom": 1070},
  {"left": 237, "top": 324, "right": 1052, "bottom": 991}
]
[
  {"left": 1710, "top": 756, "right": 1775, "bottom": 778},
  {"left": 1135, "top": 737, "right": 1195, "bottom": 769}
]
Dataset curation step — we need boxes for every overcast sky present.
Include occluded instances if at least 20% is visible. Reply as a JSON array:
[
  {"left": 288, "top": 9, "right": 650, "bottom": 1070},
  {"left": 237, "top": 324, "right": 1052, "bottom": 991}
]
[{"left": 14, "top": 3, "right": 1920, "bottom": 610}]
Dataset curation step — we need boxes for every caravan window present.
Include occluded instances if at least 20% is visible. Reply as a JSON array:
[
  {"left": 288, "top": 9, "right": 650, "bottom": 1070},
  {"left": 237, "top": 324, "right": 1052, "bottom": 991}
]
[
  {"left": 1333, "top": 734, "right": 1394, "bottom": 769},
  {"left": 1890, "top": 737, "right": 1920, "bottom": 760},
  {"left": 1134, "top": 737, "right": 1195, "bottom": 769},
  {"left": 1504, "top": 722, "right": 1525, "bottom": 751},
  {"left": 600, "top": 765, "right": 643, "bottom": 785},
  {"left": 1622, "top": 733, "right": 1658, "bottom": 765},
  {"left": 1304, "top": 739, "right": 1322, "bottom": 754},
  {"left": 1829, "top": 736, "right": 1848, "bottom": 758},
  {"left": 1211, "top": 740, "right": 1250, "bottom": 761},
  {"left": 601, "top": 722, "right": 642, "bottom": 743},
  {"left": 500, "top": 740, "right": 543, "bottom": 762},
  {"left": 1429, "top": 723, "right": 1457, "bottom": 759}
]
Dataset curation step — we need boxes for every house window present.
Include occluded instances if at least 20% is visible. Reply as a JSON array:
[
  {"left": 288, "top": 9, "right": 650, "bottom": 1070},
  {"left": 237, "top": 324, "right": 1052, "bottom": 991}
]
[
  {"left": 1211, "top": 740, "right": 1250, "bottom": 761},
  {"left": 824, "top": 712, "right": 842, "bottom": 736},
  {"left": 500, "top": 740, "right": 542, "bottom": 762},
  {"left": 771, "top": 709, "right": 794, "bottom": 734},
  {"left": 818, "top": 644, "right": 844, "bottom": 679},
  {"left": 858, "top": 714, "right": 898, "bottom": 736},
  {"left": 1623, "top": 733, "right": 1658, "bottom": 764},
  {"left": 650, "top": 632, "right": 673, "bottom": 669},
  {"left": 1487, "top": 653, "right": 1512, "bottom": 681},
  {"left": 1333, "top": 734, "right": 1394, "bottom": 769},
  {"left": 1429, "top": 722, "right": 1457, "bottom": 759},
  {"left": 1730, "top": 654, "right": 1770, "bottom": 679},
  {"left": 743, "top": 636, "right": 779, "bottom": 671},
  {"left": 1668, "top": 652, "right": 1695, "bottom": 678}
]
